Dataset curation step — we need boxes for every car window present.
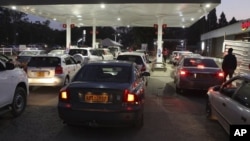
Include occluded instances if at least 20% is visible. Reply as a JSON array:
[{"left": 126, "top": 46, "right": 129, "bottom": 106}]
[
  {"left": 28, "top": 57, "right": 61, "bottom": 67},
  {"left": 68, "top": 49, "right": 88, "bottom": 56},
  {"left": 109, "top": 48, "right": 118, "bottom": 52},
  {"left": 65, "top": 57, "right": 76, "bottom": 65},
  {"left": 90, "top": 49, "right": 98, "bottom": 55},
  {"left": 104, "top": 49, "right": 112, "bottom": 55},
  {"left": 73, "top": 65, "right": 131, "bottom": 83},
  {"left": 40, "top": 51, "right": 47, "bottom": 54},
  {"left": 233, "top": 81, "right": 250, "bottom": 108},
  {"left": 183, "top": 58, "right": 218, "bottom": 68}
]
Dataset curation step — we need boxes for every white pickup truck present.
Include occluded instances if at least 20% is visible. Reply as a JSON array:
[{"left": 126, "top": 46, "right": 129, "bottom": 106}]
[{"left": 0, "top": 57, "right": 29, "bottom": 117}]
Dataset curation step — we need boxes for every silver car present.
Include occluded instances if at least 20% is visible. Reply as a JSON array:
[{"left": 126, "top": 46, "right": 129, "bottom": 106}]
[
  {"left": 206, "top": 74, "right": 250, "bottom": 134},
  {"left": 26, "top": 54, "right": 81, "bottom": 87}
]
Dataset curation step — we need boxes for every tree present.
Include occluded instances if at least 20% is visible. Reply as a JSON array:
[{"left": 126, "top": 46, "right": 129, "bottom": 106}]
[
  {"left": 218, "top": 12, "right": 228, "bottom": 28},
  {"left": 229, "top": 17, "right": 238, "bottom": 25},
  {"left": 207, "top": 8, "right": 218, "bottom": 31}
]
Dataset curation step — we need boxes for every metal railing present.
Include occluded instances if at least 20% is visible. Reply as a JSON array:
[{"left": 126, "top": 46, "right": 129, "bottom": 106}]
[{"left": 0, "top": 48, "right": 13, "bottom": 55}]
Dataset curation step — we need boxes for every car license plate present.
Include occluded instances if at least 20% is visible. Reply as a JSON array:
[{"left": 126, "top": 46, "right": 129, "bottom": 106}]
[
  {"left": 37, "top": 72, "right": 45, "bottom": 77},
  {"left": 85, "top": 94, "right": 108, "bottom": 103}
]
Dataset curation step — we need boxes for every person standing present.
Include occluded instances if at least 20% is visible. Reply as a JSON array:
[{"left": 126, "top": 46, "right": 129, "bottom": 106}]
[
  {"left": 162, "top": 48, "right": 169, "bottom": 63},
  {"left": 222, "top": 48, "right": 237, "bottom": 82}
]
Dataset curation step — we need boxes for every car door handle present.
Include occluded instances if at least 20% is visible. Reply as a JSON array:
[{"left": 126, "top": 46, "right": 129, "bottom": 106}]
[
  {"left": 222, "top": 103, "right": 226, "bottom": 107},
  {"left": 241, "top": 116, "right": 247, "bottom": 122}
]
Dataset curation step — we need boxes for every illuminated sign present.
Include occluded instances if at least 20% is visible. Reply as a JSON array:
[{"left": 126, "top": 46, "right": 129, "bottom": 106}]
[
  {"left": 62, "top": 24, "right": 75, "bottom": 28},
  {"left": 241, "top": 21, "right": 250, "bottom": 31}
]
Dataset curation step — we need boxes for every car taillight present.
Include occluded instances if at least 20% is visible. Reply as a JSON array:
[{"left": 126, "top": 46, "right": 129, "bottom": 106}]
[
  {"left": 217, "top": 72, "right": 224, "bottom": 77},
  {"left": 179, "top": 69, "right": 187, "bottom": 76},
  {"left": 123, "top": 89, "right": 138, "bottom": 104},
  {"left": 55, "top": 66, "right": 63, "bottom": 74},
  {"left": 59, "top": 89, "right": 70, "bottom": 102}
]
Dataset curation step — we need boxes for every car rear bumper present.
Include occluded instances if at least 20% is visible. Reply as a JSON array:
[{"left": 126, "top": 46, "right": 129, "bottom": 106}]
[
  {"left": 28, "top": 76, "right": 65, "bottom": 86},
  {"left": 58, "top": 104, "right": 142, "bottom": 126},
  {"left": 177, "top": 78, "right": 223, "bottom": 90}
]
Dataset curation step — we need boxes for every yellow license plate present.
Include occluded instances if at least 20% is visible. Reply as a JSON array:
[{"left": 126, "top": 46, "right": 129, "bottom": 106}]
[
  {"left": 37, "top": 72, "right": 45, "bottom": 77},
  {"left": 85, "top": 94, "right": 108, "bottom": 103}
]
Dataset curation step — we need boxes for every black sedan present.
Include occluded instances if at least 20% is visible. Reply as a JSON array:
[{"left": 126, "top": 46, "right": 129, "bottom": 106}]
[
  {"left": 57, "top": 60, "right": 150, "bottom": 128},
  {"left": 174, "top": 56, "right": 224, "bottom": 93}
]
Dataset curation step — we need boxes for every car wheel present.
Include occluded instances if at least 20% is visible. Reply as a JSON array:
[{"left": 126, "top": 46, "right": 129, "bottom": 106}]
[
  {"left": 63, "top": 77, "right": 70, "bottom": 86},
  {"left": 206, "top": 99, "right": 212, "bottom": 119},
  {"left": 11, "top": 87, "right": 27, "bottom": 117}
]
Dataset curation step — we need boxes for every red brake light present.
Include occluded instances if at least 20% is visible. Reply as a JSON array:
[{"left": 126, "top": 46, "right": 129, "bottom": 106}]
[
  {"left": 59, "top": 90, "right": 70, "bottom": 102},
  {"left": 55, "top": 66, "right": 63, "bottom": 74},
  {"left": 218, "top": 72, "right": 224, "bottom": 77},
  {"left": 180, "top": 70, "right": 187, "bottom": 75},
  {"left": 123, "top": 89, "right": 138, "bottom": 103}
]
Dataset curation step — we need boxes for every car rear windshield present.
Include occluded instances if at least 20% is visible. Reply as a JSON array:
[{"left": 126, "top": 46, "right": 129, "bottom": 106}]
[
  {"left": 117, "top": 55, "right": 143, "bottom": 65},
  {"left": 28, "top": 57, "right": 61, "bottom": 67},
  {"left": 68, "top": 49, "right": 88, "bottom": 56},
  {"left": 16, "top": 56, "right": 32, "bottom": 62},
  {"left": 19, "top": 50, "right": 43, "bottom": 56},
  {"left": 73, "top": 65, "right": 131, "bottom": 83},
  {"left": 183, "top": 58, "right": 218, "bottom": 68}
]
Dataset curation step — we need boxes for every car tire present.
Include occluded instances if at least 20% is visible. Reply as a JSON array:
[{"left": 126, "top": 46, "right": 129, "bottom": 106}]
[
  {"left": 206, "top": 99, "right": 212, "bottom": 119},
  {"left": 11, "top": 87, "right": 27, "bottom": 117}
]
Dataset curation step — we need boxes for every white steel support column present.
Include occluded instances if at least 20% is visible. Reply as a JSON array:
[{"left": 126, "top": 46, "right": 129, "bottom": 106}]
[
  {"left": 92, "top": 25, "right": 96, "bottom": 48},
  {"left": 156, "top": 17, "right": 163, "bottom": 62},
  {"left": 66, "top": 18, "right": 71, "bottom": 49}
]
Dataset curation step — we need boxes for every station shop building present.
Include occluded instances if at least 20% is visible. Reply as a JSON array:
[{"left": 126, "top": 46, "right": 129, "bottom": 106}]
[{"left": 201, "top": 19, "right": 250, "bottom": 58}]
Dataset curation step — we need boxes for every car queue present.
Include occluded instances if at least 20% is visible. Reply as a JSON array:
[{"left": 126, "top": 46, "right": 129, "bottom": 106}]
[{"left": 0, "top": 48, "right": 249, "bottom": 135}]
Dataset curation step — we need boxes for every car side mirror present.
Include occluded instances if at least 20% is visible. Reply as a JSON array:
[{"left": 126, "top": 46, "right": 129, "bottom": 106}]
[
  {"left": 5, "top": 62, "right": 15, "bottom": 70},
  {"left": 213, "top": 85, "right": 221, "bottom": 91}
]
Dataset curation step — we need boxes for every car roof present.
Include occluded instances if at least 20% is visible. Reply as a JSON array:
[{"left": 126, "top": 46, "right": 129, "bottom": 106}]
[
  {"left": 96, "top": 48, "right": 110, "bottom": 50},
  {"left": 183, "top": 56, "right": 215, "bottom": 60},
  {"left": 69, "top": 47, "right": 93, "bottom": 50},
  {"left": 85, "top": 60, "right": 134, "bottom": 66},
  {"left": 172, "top": 50, "right": 192, "bottom": 54},
  {"left": 119, "top": 52, "right": 144, "bottom": 56},
  {"left": 238, "top": 73, "right": 250, "bottom": 80},
  {"left": 135, "top": 49, "right": 146, "bottom": 51},
  {"left": 31, "top": 54, "right": 70, "bottom": 58}
]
